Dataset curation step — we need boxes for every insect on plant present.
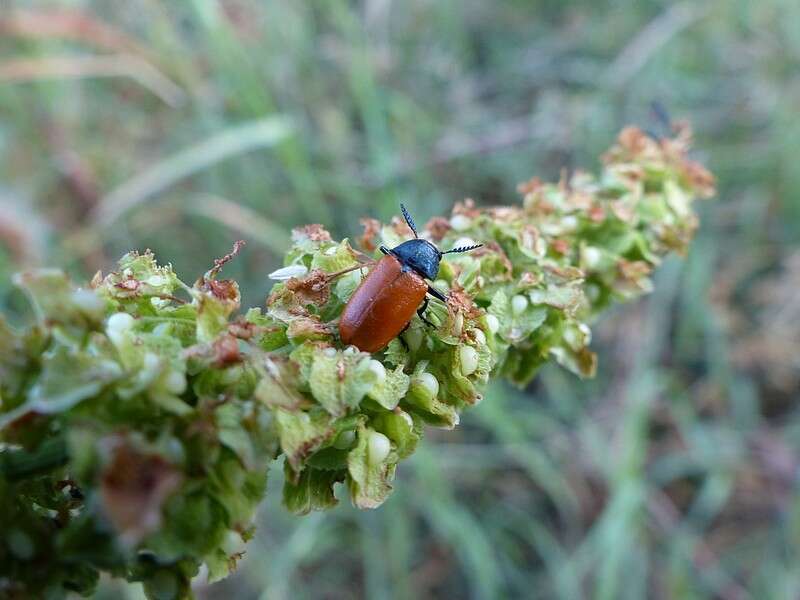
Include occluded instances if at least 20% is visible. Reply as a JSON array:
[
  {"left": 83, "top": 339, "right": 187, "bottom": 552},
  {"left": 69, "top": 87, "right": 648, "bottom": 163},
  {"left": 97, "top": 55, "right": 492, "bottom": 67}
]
[{"left": 339, "top": 204, "right": 483, "bottom": 352}]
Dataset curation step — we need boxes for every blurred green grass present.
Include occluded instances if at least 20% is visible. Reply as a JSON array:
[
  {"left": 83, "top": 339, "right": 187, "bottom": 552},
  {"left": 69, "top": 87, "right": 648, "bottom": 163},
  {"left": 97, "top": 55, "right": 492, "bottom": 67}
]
[{"left": 1, "top": 1, "right": 799, "bottom": 598}]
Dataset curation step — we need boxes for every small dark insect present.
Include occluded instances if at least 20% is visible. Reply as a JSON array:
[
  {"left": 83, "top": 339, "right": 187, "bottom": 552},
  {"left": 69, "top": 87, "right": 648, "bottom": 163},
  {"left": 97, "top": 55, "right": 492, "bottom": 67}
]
[
  {"left": 645, "top": 100, "right": 674, "bottom": 140},
  {"left": 339, "top": 204, "right": 482, "bottom": 352}
]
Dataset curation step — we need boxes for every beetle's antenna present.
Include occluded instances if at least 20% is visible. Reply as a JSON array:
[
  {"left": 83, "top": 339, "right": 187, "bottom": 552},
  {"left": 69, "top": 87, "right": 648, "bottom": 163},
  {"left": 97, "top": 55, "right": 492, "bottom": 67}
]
[
  {"left": 442, "top": 243, "right": 483, "bottom": 254},
  {"left": 400, "top": 203, "right": 418, "bottom": 238}
]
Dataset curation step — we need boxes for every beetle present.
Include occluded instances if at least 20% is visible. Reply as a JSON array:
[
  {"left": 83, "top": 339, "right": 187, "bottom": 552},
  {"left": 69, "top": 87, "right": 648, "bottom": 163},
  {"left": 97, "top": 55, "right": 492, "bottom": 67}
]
[{"left": 339, "top": 204, "right": 482, "bottom": 352}]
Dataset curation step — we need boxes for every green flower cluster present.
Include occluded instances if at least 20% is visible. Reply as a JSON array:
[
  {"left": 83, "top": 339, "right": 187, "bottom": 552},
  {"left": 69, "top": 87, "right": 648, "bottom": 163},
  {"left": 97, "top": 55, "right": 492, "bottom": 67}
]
[{"left": 0, "top": 126, "right": 713, "bottom": 598}]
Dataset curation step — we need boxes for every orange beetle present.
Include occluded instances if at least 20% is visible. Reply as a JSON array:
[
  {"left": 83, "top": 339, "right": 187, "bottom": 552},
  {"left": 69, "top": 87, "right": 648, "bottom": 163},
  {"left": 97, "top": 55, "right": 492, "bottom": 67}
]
[{"left": 339, "top": 205, "right": 482, "bottom": 352}]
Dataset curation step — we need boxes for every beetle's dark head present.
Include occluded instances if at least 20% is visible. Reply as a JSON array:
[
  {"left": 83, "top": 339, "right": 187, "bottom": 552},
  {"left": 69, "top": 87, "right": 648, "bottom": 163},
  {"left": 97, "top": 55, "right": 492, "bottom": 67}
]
[
  {"left": 390, "top": 238, "right": 442, "bottom": 279},
  {"left": 382, "top": 204, "right": 483, "bottom": 280}
]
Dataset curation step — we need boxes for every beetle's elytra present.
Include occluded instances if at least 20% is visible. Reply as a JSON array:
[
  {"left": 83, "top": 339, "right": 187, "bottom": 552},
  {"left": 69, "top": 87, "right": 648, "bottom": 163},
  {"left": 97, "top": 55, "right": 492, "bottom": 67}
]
[{"left": 339, "top": 204, "right": 482, "bottom": 353}]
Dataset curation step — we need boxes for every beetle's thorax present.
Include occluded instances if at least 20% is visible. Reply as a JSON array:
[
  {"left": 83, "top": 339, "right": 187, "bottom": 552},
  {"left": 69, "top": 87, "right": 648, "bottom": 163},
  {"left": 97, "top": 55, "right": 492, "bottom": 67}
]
[{"left": 391, "top": 239, "right": 441, "bottom": 280}]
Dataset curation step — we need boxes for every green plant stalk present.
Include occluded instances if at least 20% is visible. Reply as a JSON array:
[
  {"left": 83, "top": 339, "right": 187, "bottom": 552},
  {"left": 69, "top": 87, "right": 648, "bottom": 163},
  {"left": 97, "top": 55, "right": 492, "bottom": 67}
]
[{"left": 0, "top": 125, "right": 714, "bottom": 599}]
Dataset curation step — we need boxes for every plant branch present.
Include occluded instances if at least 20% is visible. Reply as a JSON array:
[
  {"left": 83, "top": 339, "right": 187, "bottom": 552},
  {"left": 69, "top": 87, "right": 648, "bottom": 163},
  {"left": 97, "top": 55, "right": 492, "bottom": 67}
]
[{"left": 0, "top": 125, "right": 715, "bottom": 599}]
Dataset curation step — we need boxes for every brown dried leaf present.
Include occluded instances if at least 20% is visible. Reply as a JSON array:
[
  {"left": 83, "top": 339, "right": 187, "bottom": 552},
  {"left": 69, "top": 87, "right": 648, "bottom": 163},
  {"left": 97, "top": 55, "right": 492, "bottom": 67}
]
[
  {"left": 424, "top": 216, "right": 451, "bottom": 242},
  {"left": 100, "top": 438, "right": 182, "bottom": 546},
  {"left": 358, "top": 217, "right": 381, "bottom": 251},
  {"left": 292, "top": 224, "right": 332, "bottom": 243},
  {"left": 286, "top": 269, "right": 331, "bottom": 307}
]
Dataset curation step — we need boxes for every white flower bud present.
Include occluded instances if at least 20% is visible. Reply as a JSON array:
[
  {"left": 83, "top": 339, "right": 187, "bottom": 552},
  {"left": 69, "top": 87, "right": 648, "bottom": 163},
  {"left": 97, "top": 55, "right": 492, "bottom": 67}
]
[
  {"left": 368, "top": 360, "right": 386, "bottom": 386},
  {"left": 368, "top": 431, "right": 391, "bottom": 465},
  {"left": 71, "top": 289, "right": 104, "bottom": 315},
  {"left": 563, "top": 326, "right": 580, "bottom": 349},
  {"left": 452, "top": 311, "right": 464, "bottom": 337},
  {"left": 416, "top": 372, "right": 439, "bottom": 398},
  {"left": 485, "top": 314, "right": 500, "bottom": 334},
  {"left": 165, "top": 370, "right": 187, "bottom": 395},
  {"left": 396, "top": 409, "right": 414, "bottom": 429},
  {"left": 561, "top": 216, "right": 578, "bottom": 230},
  {"left": 143, "top": 352, "right": 161, "bottom": 375},
  {"left": 268, "top": 264, "right": 308, "bottom": 281},
  {"left": 579, "top": 323, "right": 592, "bottom": 345},
  {"left": 106, "top": 312, "right": 135, "bottom": 347},
  {"left": 405, "top": 326, "right": 423, "bottom": 352},
  {"left": 449, "top": 214, "right": 472, "bottom": 231},
  {"left": 471, "top": 328, "right": 486, "bottom": 346},
  {"left": 453, "top": 237, "right": 477, "bottom": 249},
  {"left": 147, "top": 274, "right": 167, "bottom": 287},
  {"left": 511, "top": 294, "right": 528, "bottom": 316},
  {"left": 583, "top": 246, "right": 602, "bottom": 269},
  {"left": 459, "top": 345, "right": 479, "bottom": 376},
  {"left": 222, "top": 531, "right": 246, "bottom": 556}
]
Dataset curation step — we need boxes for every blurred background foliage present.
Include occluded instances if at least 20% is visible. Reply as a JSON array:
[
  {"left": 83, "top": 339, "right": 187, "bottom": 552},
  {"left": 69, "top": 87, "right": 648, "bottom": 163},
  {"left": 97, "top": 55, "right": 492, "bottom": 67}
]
[{"left": 0, "top": 0, "right": 798, "bottom": 598}]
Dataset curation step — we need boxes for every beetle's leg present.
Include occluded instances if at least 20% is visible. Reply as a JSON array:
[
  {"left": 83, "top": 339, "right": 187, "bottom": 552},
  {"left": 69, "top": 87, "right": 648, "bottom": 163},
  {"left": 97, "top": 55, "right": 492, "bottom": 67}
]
[
  {"left": 427, "top": 284, "right": 447, "bottom": 303},
  {"left": 416, "top": 298, "right": 435, "bottom": 328},
  {"left": 379, "top": 245, "right": 390, "bottom": 255}
]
